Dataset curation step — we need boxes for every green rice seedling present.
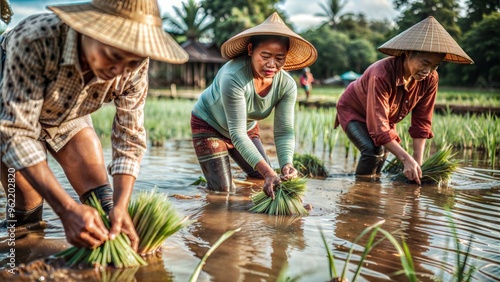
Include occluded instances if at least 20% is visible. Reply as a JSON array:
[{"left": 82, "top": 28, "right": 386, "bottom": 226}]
[
  {"left": 382, "top": 156, "right": 402, "bottom": 174},
  {"left": 128, "top": 189, "right": 191, "bottom": 255},
  {"left": 445, "top": 211, "right": 476, "bottom": 281},
  {"left": 56, "top": 189, "right": 189, "bottom": 267},
  {"left": 320, "top": 220, "right": 417, "bottom": 282},
  {"left": 293, "top": 153, "right": 328, "bottom": 178},
  {"left": 190, "top": 176, "right": 207, "bottom": 186},
  {"left": 55, "top": 193, "right": 147, "bottom": 268},
  {"left": 388, "top": 145, "right": 459, "bottom": 184},
  {"left": 189, "top": 228, "right": 241, "bottom": 282},
  {"left": 249, "top": 178, "right": 308, "bottom": 216}
]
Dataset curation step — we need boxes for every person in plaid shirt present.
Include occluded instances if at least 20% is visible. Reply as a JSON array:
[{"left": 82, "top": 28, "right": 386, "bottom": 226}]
[{"left": 0, "top": 0, "right": 188, "bottom": 249}]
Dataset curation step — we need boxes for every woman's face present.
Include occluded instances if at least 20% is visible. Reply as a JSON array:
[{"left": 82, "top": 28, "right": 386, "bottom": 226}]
[
  {"left": 406, "top": 51, "right": 445, "bottom": 81},
  {"left": 81, "top": 35, "right": 145, "bottom": 80},
  {"left": 248, "top": 39, "right": 288, "bottom": 79}
]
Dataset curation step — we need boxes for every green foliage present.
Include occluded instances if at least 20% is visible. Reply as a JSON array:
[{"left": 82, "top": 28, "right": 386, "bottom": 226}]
[
  {"left": 459, "top": 0, "right": 500, "bottom": 33},
  {"left": 293, "top": 153, "right": 328, "bottom": 178},
  {"left": 346, "top": 38, "right": 377, "bottom": 73},
  {"left": 91, "top": 99, "right": 194, "bottom": 147},
  {"left": 319, "top": 220, "right": 418, "bottom": 282},
  {"left": 452, "top": 13, "right": 500, "bottom": 87},
  {"left": 301, "top": 27, "right": 349, "bottom": 78},
  {"left": 162, "top": 0, "right": 212, "bottom": 41},
  {"left": 56, "top": 190, "right": 190, "bottom": 268},
  {"left": 129, "top": 189, "right": 191, "bottom": 255},
  {"left": 315, "top": 0, "right": 350, "bottom": 29},
  {"left": 394, "top": 0, "right": 462, "bottom": 40},
  {"left": 55, "top": 193, "right": 148, "bottom": 268},
  {"left": 249, "top": 178, "right": 309, "bottom": 216},
  {"left": 388, "top": 145, "right": 460, "bottom": 184},
  {"left": 189, "top": 228, "right": 241, "bottom": 282},
  {"left": 202, "top": 0, "right": 285, "bottom": 46}
]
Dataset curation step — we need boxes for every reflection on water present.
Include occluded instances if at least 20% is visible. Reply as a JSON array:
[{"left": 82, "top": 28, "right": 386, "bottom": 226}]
[{"left": 1, "top": 140, "right": 499, "bottom": 281}]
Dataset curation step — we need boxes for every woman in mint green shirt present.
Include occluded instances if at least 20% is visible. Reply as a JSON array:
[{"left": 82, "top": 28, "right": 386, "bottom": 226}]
[{"left": 191, "top": 13, "right": 317, "bottom": 197}]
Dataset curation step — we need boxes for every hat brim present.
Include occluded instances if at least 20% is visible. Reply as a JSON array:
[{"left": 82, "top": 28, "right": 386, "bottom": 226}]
[
  {"left": 48, "top": 4, "right": 188, "bottom": 64},
  {"left": 221, "top": 22, "right": 317, "bottom": 71},
  {"left": 377, "top": 17, "right": 473, "bottom": 64}
]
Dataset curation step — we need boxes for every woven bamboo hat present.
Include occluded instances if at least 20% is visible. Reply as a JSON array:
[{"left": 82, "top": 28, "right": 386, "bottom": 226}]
[
  {"left": 378, "top": 16, "right": 473, "bottom": 64},
  {"left": 48, "top": 0, "right": 188, "bottom": 64},
  {"left": 220, "top": 12, "right": 317, "bottom": 71}
]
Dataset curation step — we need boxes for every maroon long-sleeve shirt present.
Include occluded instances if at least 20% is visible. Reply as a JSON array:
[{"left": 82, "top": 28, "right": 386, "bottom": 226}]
[{"left": 335, "top": 55, "right": 438, "bottom": 147}]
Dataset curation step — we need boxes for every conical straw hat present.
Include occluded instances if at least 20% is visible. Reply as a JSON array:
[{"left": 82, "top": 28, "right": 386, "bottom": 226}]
[
  {"left": 48, "top": 0, "right": 188, "bottom": 64},
  {"left": 378, "top": 16, "right": 473, "bottom": 64},
  {"left": 221, "top": 12, "right": 318, "bottom": 71}
]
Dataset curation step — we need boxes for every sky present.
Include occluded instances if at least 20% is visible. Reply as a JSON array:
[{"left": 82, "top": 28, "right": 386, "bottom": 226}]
[{"left": 1, "top": 0, "right": 400, "bottom": 32}]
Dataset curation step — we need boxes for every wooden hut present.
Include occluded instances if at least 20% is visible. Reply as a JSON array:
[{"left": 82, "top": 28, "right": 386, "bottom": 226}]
[{"left": 148, "top": 39, "right": 227, "bottom": 89}]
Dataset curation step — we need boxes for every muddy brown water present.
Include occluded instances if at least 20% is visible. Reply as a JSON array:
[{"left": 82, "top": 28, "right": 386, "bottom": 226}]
[{"left": 1, "top": 140, "right": 499, "bottom": 281}]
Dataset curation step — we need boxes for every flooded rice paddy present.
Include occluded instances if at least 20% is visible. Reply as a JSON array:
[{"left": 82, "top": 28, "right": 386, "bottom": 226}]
[{"left": 1, "top": 140, "right": 499, "bottom": 281}]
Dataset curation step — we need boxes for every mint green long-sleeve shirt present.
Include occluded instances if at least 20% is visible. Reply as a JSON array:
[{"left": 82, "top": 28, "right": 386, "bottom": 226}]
[{"left": 192, "top": 56, "right": 297, "bottom": 169}]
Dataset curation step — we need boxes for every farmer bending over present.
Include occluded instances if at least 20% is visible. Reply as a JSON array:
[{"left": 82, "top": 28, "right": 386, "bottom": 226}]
[
  {"left": 0, "top": 0, "right": 188, "bottom": 249},
  {"left": 334, "top": 16, "right": 473, "bottom": 184},
  {"left": 191, "top": 12, "right": 317, "bottom": 197}
]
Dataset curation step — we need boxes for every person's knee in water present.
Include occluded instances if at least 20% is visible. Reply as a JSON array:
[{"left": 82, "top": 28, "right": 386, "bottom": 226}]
[{"left": 345, "top": 121, "right": 387, "bottom": 177}]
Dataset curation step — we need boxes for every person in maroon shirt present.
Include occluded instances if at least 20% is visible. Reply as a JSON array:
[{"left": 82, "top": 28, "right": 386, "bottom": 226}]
[{"left": 335, "top": 16, "right": 473, "bottom": 183}]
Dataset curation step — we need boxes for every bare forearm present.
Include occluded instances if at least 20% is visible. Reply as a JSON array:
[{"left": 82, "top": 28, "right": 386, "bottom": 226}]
[
  {"left": 255, "top": 160, "right": 277, "bottom": 178},
  {"left": 412, "top": 138, "right": 426, "bottom": 165},
  {"left": 384, "top": 140, "right": 412, "bottom": 163},
  {"left": 112, "top": 174, "right": 135, "bottom": 210},
  {"left": 20, "top": 162, "right": 75, "bottom": 215}
]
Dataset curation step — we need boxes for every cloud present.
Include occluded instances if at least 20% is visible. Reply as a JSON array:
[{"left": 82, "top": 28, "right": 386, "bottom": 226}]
[
  {"left": 279, "top": 0, "right": 398, "bottom": 31},
  {"left": 3, "top": 0, "right": 399, "bottom": 33}
]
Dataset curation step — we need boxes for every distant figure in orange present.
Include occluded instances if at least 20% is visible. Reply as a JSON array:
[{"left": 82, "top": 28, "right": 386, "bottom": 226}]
[{"left": 300, "top": 67, "right": 314, "bottom": 99}]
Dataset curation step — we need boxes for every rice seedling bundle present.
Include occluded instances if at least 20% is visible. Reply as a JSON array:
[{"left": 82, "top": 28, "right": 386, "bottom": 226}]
[
  {"left": 128, "top": 189, "right": 190, "bottom": 255},
  {"left": 56, "top": 189, "right": 189, "bottom": 268},
  {"left": 55, "top": 193, "right": 147, "bottom": 268},
  {"left": 249, "top": 178, "right": 309, "bottom": 216},
  {"left": 388, "top": 145, "right": 459, "bottom": 184},
  {"left": 293, "top": 153, "right": 328, "bottom": 177}
]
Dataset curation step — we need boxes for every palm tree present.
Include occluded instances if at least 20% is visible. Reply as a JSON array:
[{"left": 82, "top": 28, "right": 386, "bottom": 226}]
[
  {"left": 315, "top": 0, "right": 352, "bottom": 29},
  {"left": 162, "top": 0, "right": 212, "bottom": 41}
]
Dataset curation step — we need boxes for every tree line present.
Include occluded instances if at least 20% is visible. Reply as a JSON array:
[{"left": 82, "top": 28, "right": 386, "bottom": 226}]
[
  {"left": 163, "top": 0, "right": 499, "bottom": 88},
  {"left": 1, "top": 0, "right": 497, "bottom": 88}
]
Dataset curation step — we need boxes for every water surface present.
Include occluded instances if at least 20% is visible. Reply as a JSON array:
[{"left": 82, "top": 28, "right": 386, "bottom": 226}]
[{"left": 1, "top": 140, "right": 499, "bottom": 281}]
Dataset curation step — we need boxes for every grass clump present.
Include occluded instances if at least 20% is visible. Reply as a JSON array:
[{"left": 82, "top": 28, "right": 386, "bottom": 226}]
[
  {"left": 129, "top": 189, "right": 191, "bottom": 255},
  {"left": 55, "top": 193, "right": 147, "bottom": 268},
  {"left": 249, "top": 178, "right": 308, "bottom": 216},
  {"left": 56, "top": 189, "right": 189, "bottom": 268},
  {"left": 293, "top": 153, "right": 328, "bottom": 178},
  {"left": 320, "top": 220, "right": 417, "bottom": 282},
  {"left": 384, "top": 145, "right": 459, "bottom": 184}
]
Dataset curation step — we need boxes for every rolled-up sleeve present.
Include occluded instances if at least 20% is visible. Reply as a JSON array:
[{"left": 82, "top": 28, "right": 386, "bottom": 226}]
[
  {"left": 409, "top": 73, "right": 438, "bottom": 139},
  {"left": 365, "top": 76, "right": 400, "bottom": 147},
  {"left": 107, "top": 60, "right": 149, "bottom": 177},
  {"left": 0, "top": 39, "right": 46, "bottom": 169}
]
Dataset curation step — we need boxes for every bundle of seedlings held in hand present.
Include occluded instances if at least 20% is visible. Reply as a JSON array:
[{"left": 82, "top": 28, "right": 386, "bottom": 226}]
[
  {"left": 55, "top": 193, "right": 147, "bottom": 268},
  {"left": 293, "top": 153, "right": 328, "bottom": 178},
  {"left": 129, "top": 189, "right": 190, "bottom": 255},
  {"left": 249, "top": 178, "right": 309, "bottom": 216},
  {"left": 388, "top": 145, "right": 459, "bottom": 184},
  {"left": 56, "top": 189, "right": 190, "bottom": 268}
]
